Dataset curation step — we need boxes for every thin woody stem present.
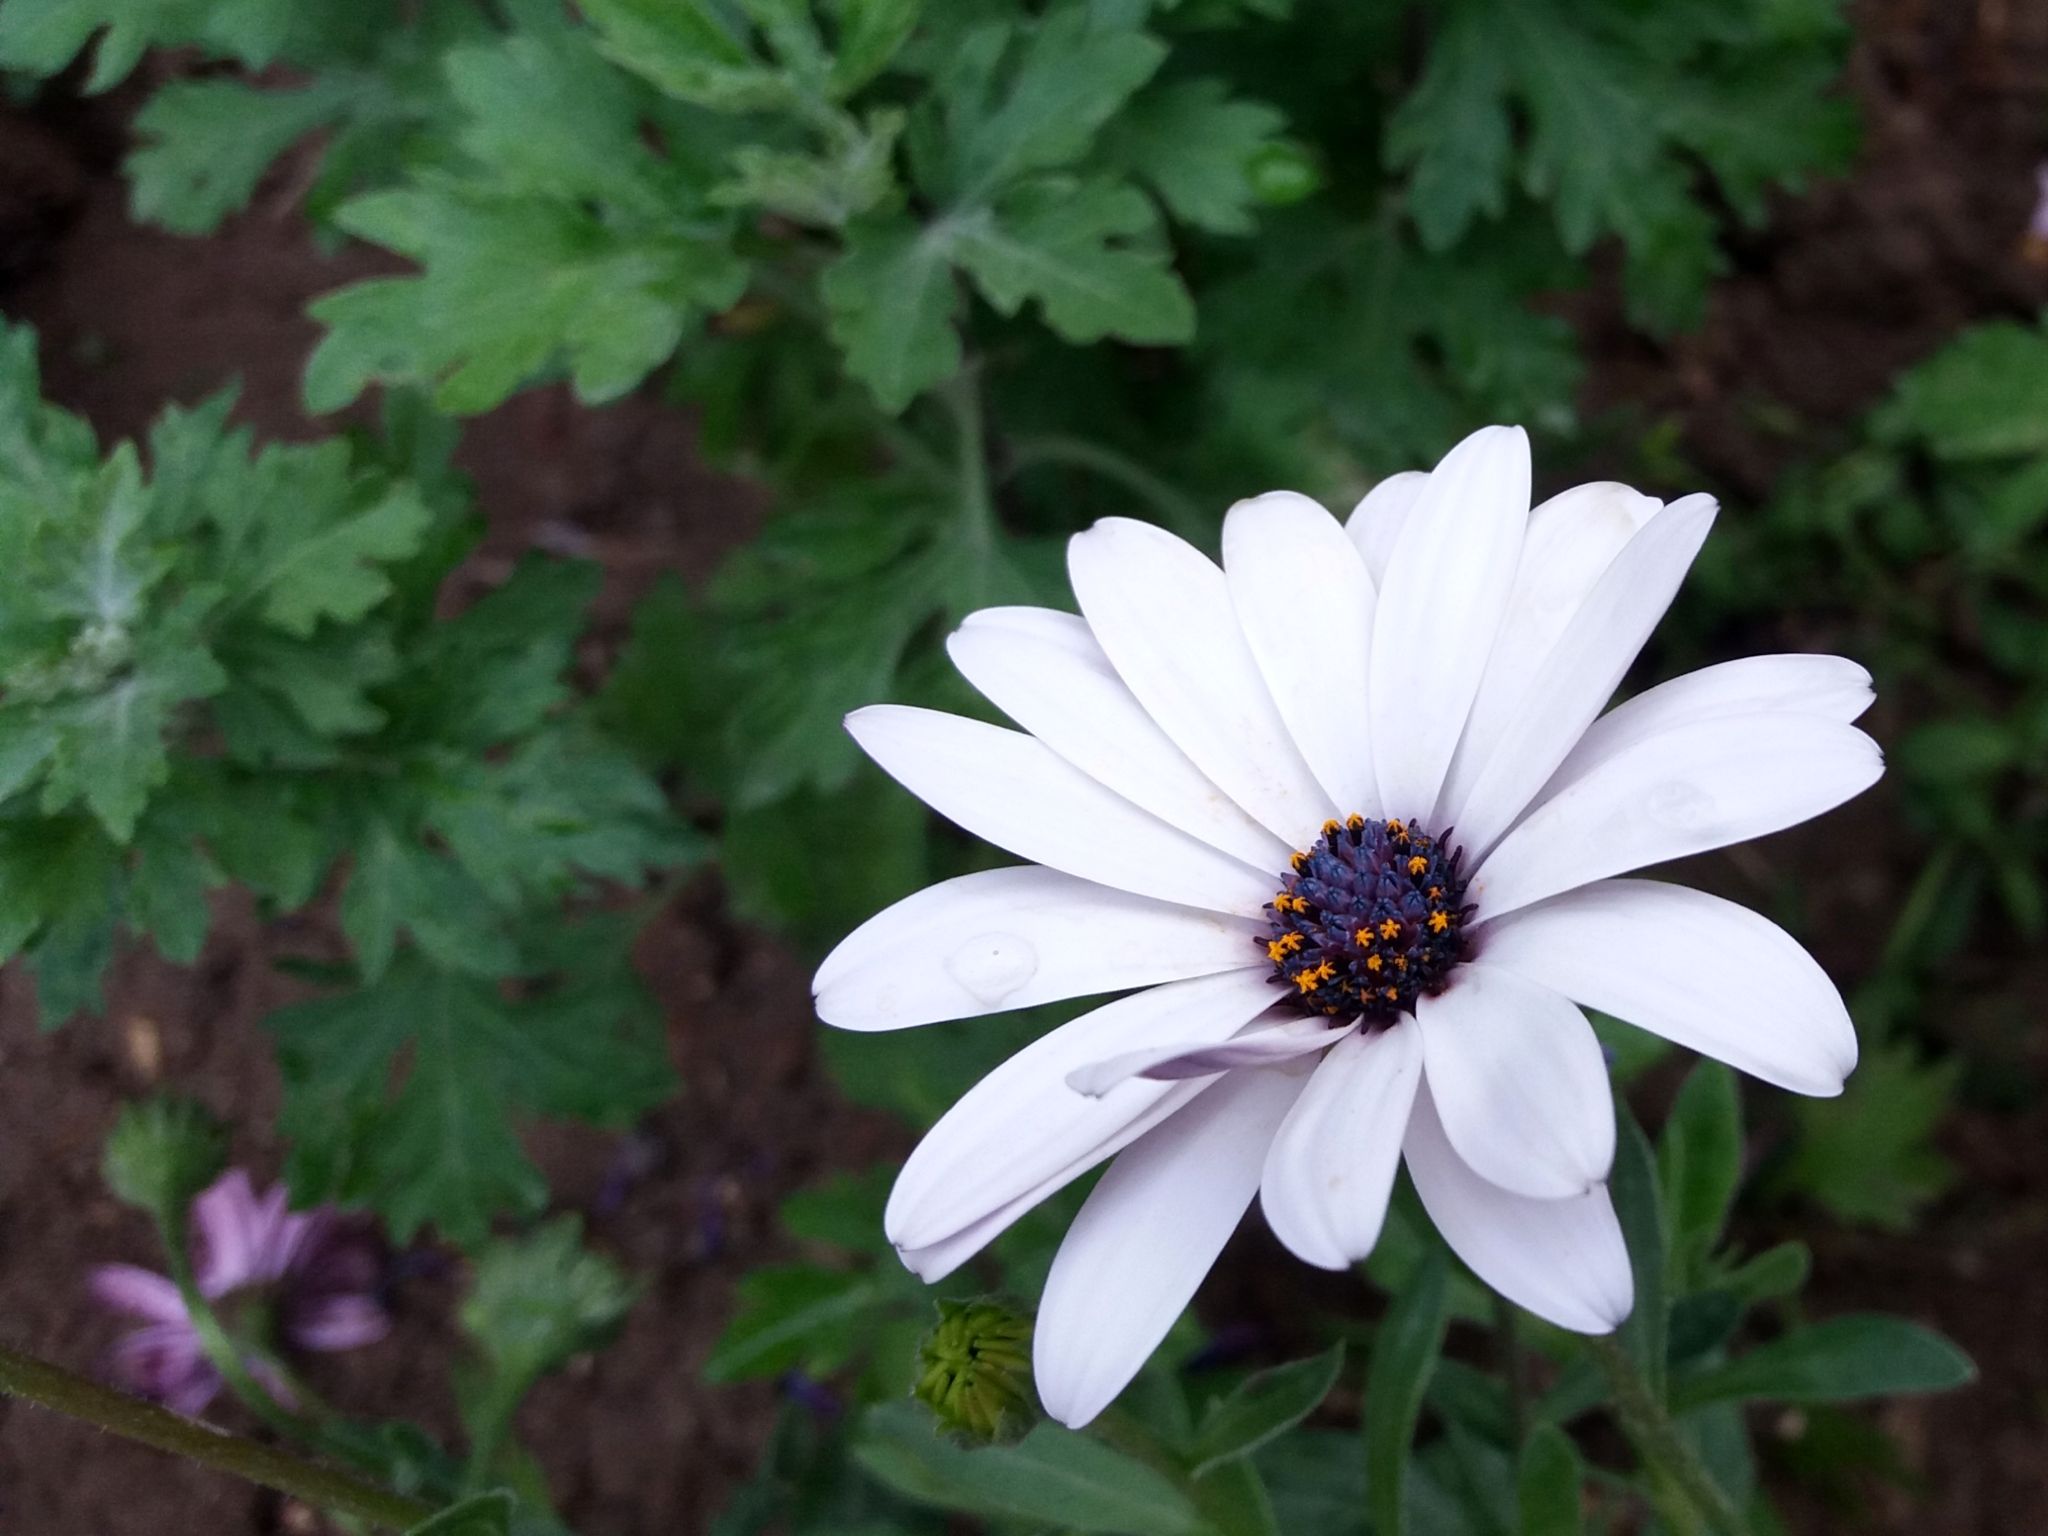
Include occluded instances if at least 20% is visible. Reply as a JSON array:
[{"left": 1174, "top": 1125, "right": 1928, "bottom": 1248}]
[{"left": 0, "top": 1341, "right": 434, "bottom": 1532}]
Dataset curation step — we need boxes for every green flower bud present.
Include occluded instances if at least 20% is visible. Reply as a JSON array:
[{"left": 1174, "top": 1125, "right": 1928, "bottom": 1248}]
[
  {"left": 1247, "top": 140, "right": 1323, "bottom": 207},
  {"left": 913, "top": 1298, "right": 1036, "bottom": 1444},
  {"left": 102, "top": 1097, "right": 228, "bottom": 1231}
]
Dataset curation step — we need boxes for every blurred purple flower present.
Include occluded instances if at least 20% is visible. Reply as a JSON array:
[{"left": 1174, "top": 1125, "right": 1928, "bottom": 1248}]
[
  {"left": 2028, "top": 163, "right": 2048, "bottom": 258},
  {"left": 89, "top": 1171, "right": 389, "bottom": 1416}
]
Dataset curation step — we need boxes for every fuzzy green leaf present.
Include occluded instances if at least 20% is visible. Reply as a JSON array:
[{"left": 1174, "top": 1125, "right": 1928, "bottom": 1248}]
[
  {"left": 1103, "top": 78, "right": 1287, "bottom": 236},
  {"left": 271, "top": 946, "right": 673, "bottom": 1245},
  {"left": 855, "top": 1401, "right": 1208, "bottom": 1535},
  {"left": 952, "top": 177, "right": 1195, "bottom": 346},
  {"left": 822, "top": 216, "right": 963, "bottom": 412},
  {"left": 1672, "top": 1316, "right": 1975, "bottom": 1411},
  {"left": 127, "top": 77, "right": 349, "bottom": 235},
  {"left": 307, "top": 188, "right": 746, "bottom": 415}
]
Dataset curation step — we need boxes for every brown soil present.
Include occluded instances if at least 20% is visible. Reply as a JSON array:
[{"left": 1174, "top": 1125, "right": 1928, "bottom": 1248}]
[{"left": 2, "top": 3, "right": 2045, "bottom": 1532}]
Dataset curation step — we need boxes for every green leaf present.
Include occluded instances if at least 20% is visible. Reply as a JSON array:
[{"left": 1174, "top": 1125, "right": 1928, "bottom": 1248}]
[
  {"left": 127, "top": 78, "right": 348, "bottom": 235},
  {"left": 822, "top": 216, "right": 962, "bottom": 412},
  {"left": 340, "top": 819, "right": 519, "bottom": 982},
  {"left": 952, "top": 177, "right": 1195, "bottom": 346},
  {"left": 706, "top": 1264, "right": 894, "bottom": 1383},
  {"left": 461, "top": 1216, "right": 640, "bottom": 1385},
  {"left": 1104, "top": 79, "right": 1287, "bottom": 236},
  {"left": 935, "top": 7, "right": 1166, "bottom": 200},
  {"left": 1611, "top": 1108, "right": 1668, "bottom": 1399},
  {"left": 1781, "top": 1041, "right": 1959, "bottom": 1230},
  {"left": 405, "top": 1491, "right": 514, "bottom": 1536},
  {"left": 1657, "top": 1060, "right": 1742, "bottom": 1287},
  {"left": 1190, "top": 1344, "right": 1344, "bottom": 1478},
  {"left": 102, "top": 1096, "right": 229, "bottom": 1227},
  {"left": 1383, "top": 7, "right": 1511, "bottom": 250},
  {"left": 1878, "top": 320, "right": 2048, "bottom": 460},
  {"left": 307, "top": 187, "right": 746, "bottom": 415},
  {"left": 1515, "top": 1424, "right": 1583, "bottom": 1536},
  {"left": 1672, "top": 1316, "right": 1975, "bottom": 1411},
  {"left": 270, "top": 950, "right": 672, "bottom": 1244},
  {"left": 237, "top": 468, "right": 432, "bottom": 638},
  {"left": 0, "top": 0, "right": 302, "bottom": 88},
  {"left": 37, "top": 639, "right": 228, "bottom": 842},
  {"left": 578, "top": 0, "right": 787, "bottom": 111},
  {"left": 831, "top": 0, "right": 920, "bottom": 95},
  {"left": 854, "top": 1401, "right": 1208, "bottom": 1535},
  {"left": 1365, "top": 1248, "right": 1450, "bottom": 1536}
]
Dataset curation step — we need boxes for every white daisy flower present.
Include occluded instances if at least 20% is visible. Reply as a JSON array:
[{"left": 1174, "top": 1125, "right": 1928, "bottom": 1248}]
[{"left": 813, "top": 425, "right": 1879, "bottom": 1429}]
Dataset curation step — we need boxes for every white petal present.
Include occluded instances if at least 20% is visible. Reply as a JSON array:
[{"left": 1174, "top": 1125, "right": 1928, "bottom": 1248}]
[
  {"left": 885, "top": 970, "right": 1281, "bottom": 1252},
  {"left": 1067, "top": 1016, "right": 1351, "bottom": 1096},
  {"left": 815, "top": 867, "right": 1263, "bottom": 1031},
  {"left": 1472, "top": 713, "right": 1883, "bottom": 921},
  {"left": 1404, "top": 1082, "right": 1632, "bottom": 1334},
  {"left": 1035, "top": 1066, "right": 1307, "bottom": 1427},
  {"left": 1369, "top": 426, "right": 1531, "bottom": 820},
  {"left": 1476, "top": 879, "right": 1857, "bottom": 1095},
  {"left": 1450, "top": 483, "right": 1665, "bottom": 784},
  {"left": 895, "top": 1080, "right": 1211, "bottom": 1282},
  {"left": 1544, "top": 654, "right": 1876, "bottom": 800},
  {"left": 1259, "top": 1022, "right": 1421, "bottom": 1270},
  {"left": 848, "top": 705, "right": 1274, "bottom": 917},
  {"left": 1223, "top": 494, "right": 1379, "bottom": 814},
  {"left": 1414, "top": 964, "right": 1615, "bottom": 1199},
  {"left": 1344, "top": 471, "right": 1429, "bottom": 584},
  {"left": 949, "top": 608, "right": 1291, "bottom": 869},
  {"left": 1068, "top": 518, "right": 1334, "bottom": 845},
  {"left": 1443, "top": 494, "right": 1716, "bottom": 857}
]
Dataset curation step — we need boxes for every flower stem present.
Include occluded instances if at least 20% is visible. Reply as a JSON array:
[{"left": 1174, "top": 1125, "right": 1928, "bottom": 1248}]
[
  {"left": 1589, "top": 1335, "right": 1749, "bottom": 1536},
  {"left": 1001, "top": 434, "right": 1206, "bottom": 535},
  {"left": 0, "top": 1341, "right": 434, "bottom": 1531},
  {"left": 155, "top": 1210, "right": 311, "bottom": 1445}
]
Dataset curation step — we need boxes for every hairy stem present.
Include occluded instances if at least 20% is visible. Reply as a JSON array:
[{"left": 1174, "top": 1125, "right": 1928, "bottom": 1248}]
[
  {"left": 1002, "top": 434, "right": 1205, "bottom": 534},
  {"left": 1589, "top": 1335, "right": 1749, "bottom": 1536},
  {"left": 0, "top": 1342, "right": 433, "bottom": 1531}
]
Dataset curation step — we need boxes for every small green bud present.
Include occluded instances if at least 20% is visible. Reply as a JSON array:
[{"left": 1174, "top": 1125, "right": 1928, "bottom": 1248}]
[
  {"left": 1246, "top": 140, "right": 1323, "bottom": 208},
  {"left": 102, "top": 1097, "right": 228, "bottom": 1229},
  {"left": 913, "top": 1298, "right": 1037, "bottom": 1444},
  {"left": 461, "top": 1216, "right": 641, "bottom": 1385}
]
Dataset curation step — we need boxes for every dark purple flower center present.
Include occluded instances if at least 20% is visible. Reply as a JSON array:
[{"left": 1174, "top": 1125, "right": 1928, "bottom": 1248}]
[{"left": 1259, "top": 815, "right": 1475, "bottom": 1023}]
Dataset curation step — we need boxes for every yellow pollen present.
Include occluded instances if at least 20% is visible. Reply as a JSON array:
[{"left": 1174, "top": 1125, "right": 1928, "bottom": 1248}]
[
  {"left": 1290, "top": 851, "right": 1308, "bottom": 871},
  {"left": 1385, "top": 819, "right": 1405, "bottom": 838},
  {"left": 1382, "top": 985, "right": 1399, "bottom": 1001},
  {"left": 1406, "top": 855, "right": 1428, "bottom": 876},
  {"left": 1364, "top": 954, "right": 1383, "bottom": 973},
  {"left": 1394, "top": 956, "right": 1408, "bottom": 971},
  {"left": 1321, "top": 819, "right": 1341, "bottom": 838},
  {"left": 1377, "top": 917, "right": 1401, "bottom": 941},
  {"left": 1294, "top": 970, "right": 1321, "bottom": 993},
  {"left": 1428, "top": 911, "right": 1452, "bottom": 933},
  {"left": 1345, "top": 813, "right": 1365, "bottom": 832},
  {"left": 1266, "top": 938, "right": 1289, "bottom": 962},
  {"left": 1427, "top": 886, "right": 1443, "bottom": 900}
]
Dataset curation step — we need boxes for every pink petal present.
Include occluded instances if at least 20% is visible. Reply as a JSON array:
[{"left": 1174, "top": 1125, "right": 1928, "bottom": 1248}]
[
  {"left": 88, "top": 1265, "right": 189, "bottom": 1324},
  {"left": 289, "top": 1296, "right": 391, "bottom": 1352},
  {"left": 192, "top": 1171, "right": 265, "bottom": 1293}
]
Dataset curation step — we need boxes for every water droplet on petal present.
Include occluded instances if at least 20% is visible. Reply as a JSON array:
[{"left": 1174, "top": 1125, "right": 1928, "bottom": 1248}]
[
  {"left": 1645, "top": 779, "right": 1716, "bottom": 831},
  {"left": 945, "top": 932, "right": 1038, "bottom": 1004}
]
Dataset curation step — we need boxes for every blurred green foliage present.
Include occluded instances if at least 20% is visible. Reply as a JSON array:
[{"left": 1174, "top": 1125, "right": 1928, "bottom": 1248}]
[{"left": 0, "top": 322, "right": 695, "bottom": 1243}]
